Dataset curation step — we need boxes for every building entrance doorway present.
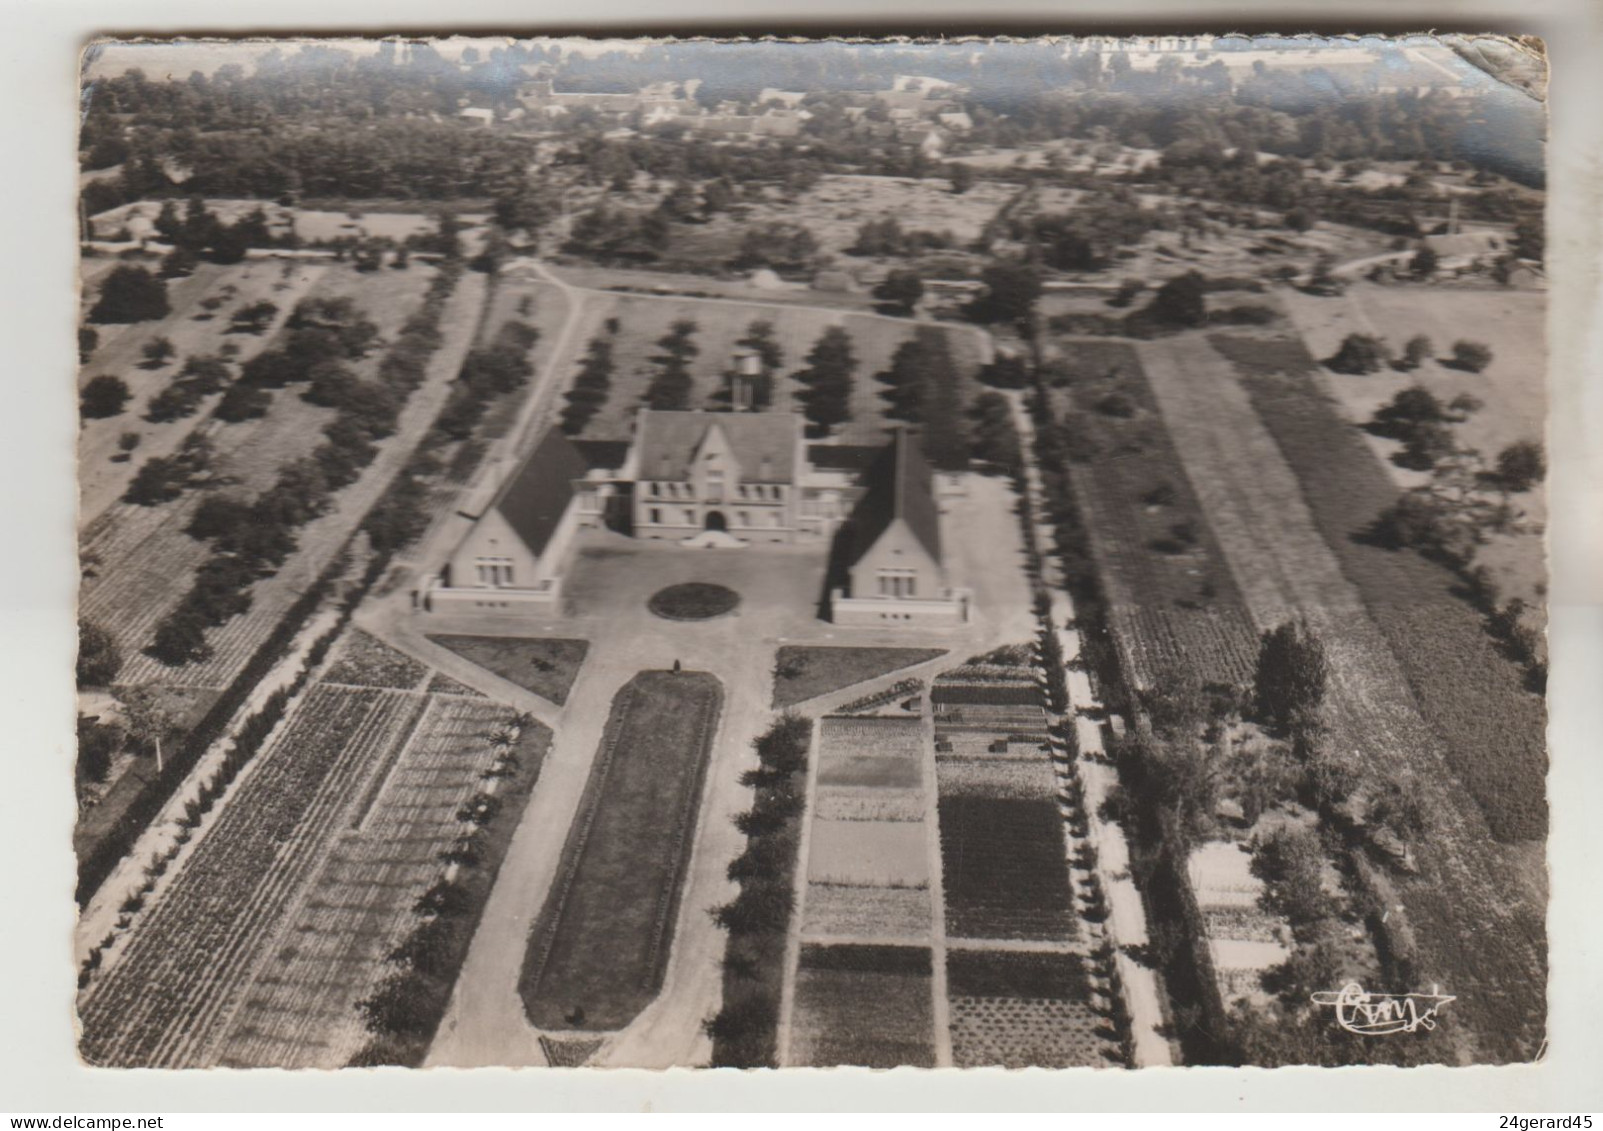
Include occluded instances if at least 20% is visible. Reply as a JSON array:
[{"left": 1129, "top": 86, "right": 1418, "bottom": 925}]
[{"left": 704, "top": 510, "right": 728, "bottom": 533}]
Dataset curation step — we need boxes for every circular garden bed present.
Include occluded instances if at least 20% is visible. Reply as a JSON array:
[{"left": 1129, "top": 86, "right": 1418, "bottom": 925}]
[{"left": 647, "top": 582, "right": 741, "bottom": 621}]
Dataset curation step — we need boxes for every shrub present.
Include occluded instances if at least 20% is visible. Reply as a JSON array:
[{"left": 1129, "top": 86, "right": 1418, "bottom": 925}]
[
  {"left": 1326, "top": 333, "right": 1387, "bottom": 375},
  {"left": 81, "top": 375, "right": 131, "bottom": 419},
  {"left": 1494, "top": 440, "right": 1545, "bottom": 493},
  {"left": 89, "top": 265, "right": 170, "bottom": 324},
  {"left": 1448, "top": 340, "right": 1493, "bottom": 373},
  {"left": 1253, "top": 620, "right": 1328, "bottom": 733},
  {"left": 1146, "top": 271, "right": 1208, "bottom": 328},
  {"left": 1094, "top": 391, "right": 1137, "bottom": 419},
  {"left": 77, "top": 617, "right": 123, "bottom": 687}
]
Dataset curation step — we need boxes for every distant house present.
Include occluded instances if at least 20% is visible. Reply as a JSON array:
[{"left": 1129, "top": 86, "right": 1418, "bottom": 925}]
[
  {"left": 901, "top": 126, "right": 948, "bottom": 158},
  {"left": 458, "top": 107, "right": 495, "bottom": 127},
  {"left": 758, "top": 88, "right": 808, "bottom": 109}
]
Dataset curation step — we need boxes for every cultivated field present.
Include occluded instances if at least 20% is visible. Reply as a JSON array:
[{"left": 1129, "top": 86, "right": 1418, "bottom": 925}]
[
  {"left": 788, "top": 943, "right": 937, "bottom": 1068},
  {"left": 1044, "top": 339, "right": 1260, "bottom": 690},
  {"left": 519, "top": 670, "right": 723, "bottom": 1032},
  {"left": 213, "top": 696, "right": 549, "bottom": 1068},
  {"left": 89, "top": 269, "right": 486, "bottom": 691},
  {"left": 1276, "top": 282, "right": 1548, "bottom": 612},
  {"left": 1132, "top": 327, "right": 1546, "bottom": 1063},
  {"left": 555, "top": 291, "right": 990, "bottom": 447},
  {"left": 78, "top": 684, "right": 424, "bottom": 1066}
]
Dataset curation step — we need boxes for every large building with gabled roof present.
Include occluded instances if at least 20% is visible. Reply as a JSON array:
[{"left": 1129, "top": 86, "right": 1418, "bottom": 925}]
[
  {"left": 842, "top": 427, "right": 944, "bottom": 599},
  {"left": 830, "top": 426, "right": 968, "bottom": 625},
  {"left": 429, "top": 428, "right": 603, "bottom": 613},
  {"left": 622, "top": 410, "right": 808, "bottom": 542},
  {"left": 423, "top": 409, "right": 967, "bottom": 625}
]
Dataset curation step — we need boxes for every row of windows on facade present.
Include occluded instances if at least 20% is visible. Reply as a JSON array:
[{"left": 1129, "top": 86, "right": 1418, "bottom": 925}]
[
  {"left": 877, "top": 567, "right": 919, "bottom": 598},
  {"left": 645, "top": 507, "right": 787, "bottom": 528},
  {"left": 644, "top": 480, "right": 786, "bottom": 501},
  {"left": 476, "top": 556, "right": 516, "bottom": 586}
]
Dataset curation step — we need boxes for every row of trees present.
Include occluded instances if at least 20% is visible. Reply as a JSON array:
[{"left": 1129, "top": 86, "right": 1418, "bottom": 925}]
[
  {"left": 1328, "top": 331, "right": 1493, "bottom": 378},
  {"left": 871, "top": 326, "right": 969, "bottom": 470},
  {"left": 142, "top": 267, "right": 463, "bottom": 666},
  {"left": 705, "top": 713, "right": 811, "bottom": 1067},
  {"left": 558, "top": 330, "right": 619, "bottom": 435},
  {"left": 435, "top": 319, "right": 541, "bottom": 442}
]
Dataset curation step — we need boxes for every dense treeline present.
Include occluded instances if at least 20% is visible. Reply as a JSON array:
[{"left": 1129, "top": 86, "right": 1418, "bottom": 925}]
[{"left": 82, "top": 40, "right": 1541, "bottom": 229}]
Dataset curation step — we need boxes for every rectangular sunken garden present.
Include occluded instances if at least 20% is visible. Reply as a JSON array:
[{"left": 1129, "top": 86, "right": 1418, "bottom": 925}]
[{"left": 519, "top": 670, "right": 722, "bottom": 1031}]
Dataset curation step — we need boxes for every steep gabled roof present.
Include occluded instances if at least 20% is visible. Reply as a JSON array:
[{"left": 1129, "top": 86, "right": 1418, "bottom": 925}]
[
  {"left": 846, "top": 428, "right": 942, "bottom": 567},
  {"left": 492, "top": 428, "right": 589, "bottom": 557},
  {"left": 634, "top": 410, "right": 800, "bottom": 484}
]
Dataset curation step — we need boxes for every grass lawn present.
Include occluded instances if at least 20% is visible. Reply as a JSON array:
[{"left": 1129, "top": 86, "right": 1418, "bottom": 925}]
[
  {"left": 425, "top": 635, "right": 589, "bottom": 706},
  {"left": 519, "top": 670, "right": 723, "bottom": 1031},
  {"left": 772, "top": 645, "right": 946, "bottom": 708}
]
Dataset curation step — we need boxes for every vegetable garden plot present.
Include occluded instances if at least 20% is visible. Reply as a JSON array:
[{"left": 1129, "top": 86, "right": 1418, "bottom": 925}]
[
  {"left": 814, "top": 754, "right": 923, "bottom": 791},
  {"left": 935, "top": 755, "right": 1059, "bottom": 801},
  {"left": 930, "top": 682, "right": 1044, "bottom": 707},
  {"left": 946, "top": 950, "right": 1117, "bottom": 1068},
  {"left": 937, "top": 795, "right": 1077, "bottom": 943},
  {"left": 950, "top": 995, "right": 1115, "bottom": 1068},
  {"left": 817, "top": 715, "right": 924, "bottom": 761},
  {"left": 323, "top": 630, "right": 429, "bottom": 690},
  {"left": 213, "top": 697, "right": 546, "bottom": 1068},
  {"left": 805, "top": 819, "right": 930, "bottom": 889},
  {"left": 789, "top": 944, "right": 936, "bottom": 1068},
  {"left": 520, "top": 671, "right": 723, "bottom": 1032},
  {"left": 802, "top": 883, "right": 931, "bottom": 940},
  {"left": 77, "top": 686, "right": 424, "bottom": 1068},
  {"left": 813, "top": 785, "right": 925, "bottom": 823}
]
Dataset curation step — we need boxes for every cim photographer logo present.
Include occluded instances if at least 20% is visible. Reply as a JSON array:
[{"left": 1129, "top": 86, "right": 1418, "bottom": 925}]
[{"left": 1310, "top": 982, "right": 1456, "bottom": 1036}]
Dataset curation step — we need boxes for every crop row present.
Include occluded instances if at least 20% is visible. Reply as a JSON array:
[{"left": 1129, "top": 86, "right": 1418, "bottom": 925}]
[
  {"left": 77, "top": 686, "right": 424, "bottom": 1067},
  {"left": 215, "top": 696, "right": 518, "bottom": 1068}
]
